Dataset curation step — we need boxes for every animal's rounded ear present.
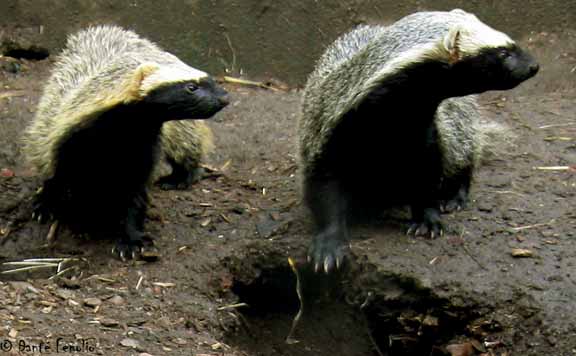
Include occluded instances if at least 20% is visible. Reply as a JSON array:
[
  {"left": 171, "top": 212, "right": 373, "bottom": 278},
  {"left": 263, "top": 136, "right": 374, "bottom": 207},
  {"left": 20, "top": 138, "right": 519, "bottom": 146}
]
[
  {"left": 443, "top": 26, "right": 462, "bottom": 64},
  {"left": 134, "top": 63, "right": 159, "bottom": 87},
  {"left": 123, "top": 63, "right": 159, "bottom": 101}
]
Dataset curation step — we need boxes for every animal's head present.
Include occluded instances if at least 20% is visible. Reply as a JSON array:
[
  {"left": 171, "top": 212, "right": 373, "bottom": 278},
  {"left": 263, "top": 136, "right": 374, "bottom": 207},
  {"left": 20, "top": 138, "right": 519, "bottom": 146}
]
[
  {"left": 137, "top": 64, "right": 229, "bottom": 121},
  {"left": 442, "top": 9, "right": 539, "bottom": 94}
]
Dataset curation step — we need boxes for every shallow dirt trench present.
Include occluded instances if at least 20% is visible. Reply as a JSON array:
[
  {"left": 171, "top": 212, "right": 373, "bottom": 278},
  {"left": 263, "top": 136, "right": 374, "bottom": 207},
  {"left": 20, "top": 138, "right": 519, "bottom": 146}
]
[{"left": 223, "top": 254, "right": 492, "bottom": 356}]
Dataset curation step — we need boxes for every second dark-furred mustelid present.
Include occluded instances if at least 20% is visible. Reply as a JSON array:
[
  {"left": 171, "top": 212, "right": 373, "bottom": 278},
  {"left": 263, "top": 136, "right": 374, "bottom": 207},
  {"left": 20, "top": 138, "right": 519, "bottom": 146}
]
[
  {"left": 22, "top": 25, "right": 229, "bottom": 260},
  {"left": 299, "top": 9, "right": 539, "bottom": 272}
]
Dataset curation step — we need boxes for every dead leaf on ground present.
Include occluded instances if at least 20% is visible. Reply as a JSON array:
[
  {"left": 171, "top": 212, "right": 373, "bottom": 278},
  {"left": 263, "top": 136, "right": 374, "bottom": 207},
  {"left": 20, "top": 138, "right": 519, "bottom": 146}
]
[
  {"left": 511, "top": 248, "right": 534, "bottom": 258},
  {"left": 83, "top": 297, "right": 102, "bottom": 307},
  {"left": 446, "top": 342, "right": 475, "bottom": 356},
  {"left": 120, "top": 338, "right": 141, "bottom": 349}
]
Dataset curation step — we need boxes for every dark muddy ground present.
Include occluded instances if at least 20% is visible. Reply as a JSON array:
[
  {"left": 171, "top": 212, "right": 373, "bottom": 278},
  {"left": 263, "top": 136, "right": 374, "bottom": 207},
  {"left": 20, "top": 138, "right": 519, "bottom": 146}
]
[{"left": 0, "top": 32, "right": 575, "bottom": 356}]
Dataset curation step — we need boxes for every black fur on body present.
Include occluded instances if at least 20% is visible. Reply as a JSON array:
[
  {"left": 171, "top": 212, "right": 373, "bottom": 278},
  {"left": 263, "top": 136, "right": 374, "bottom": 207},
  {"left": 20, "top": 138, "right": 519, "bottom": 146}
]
[
  {"left": 302, "top": 14, "right": 539, "bottom": 272},
  {"left": 33, "top": 79, "right": 228, "bottom": 259}
]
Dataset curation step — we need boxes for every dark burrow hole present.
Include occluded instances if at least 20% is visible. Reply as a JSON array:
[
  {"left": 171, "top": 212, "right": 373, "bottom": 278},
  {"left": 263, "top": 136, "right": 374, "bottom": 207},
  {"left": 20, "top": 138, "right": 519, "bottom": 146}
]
[
  {"left": 230, "top": 266, "right": 300, "bottom": 316},
  {"left": 225, "top": 264, "right": 483, "bottom": 356},
  {"left": 2, "top": 43, "right": 50, "bottom": 60}
]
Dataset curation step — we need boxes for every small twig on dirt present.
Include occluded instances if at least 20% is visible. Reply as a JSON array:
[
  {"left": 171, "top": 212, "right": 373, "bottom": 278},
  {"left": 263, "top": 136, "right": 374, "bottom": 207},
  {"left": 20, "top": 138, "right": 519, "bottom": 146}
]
[
  {"left": 219, "top": 160, "right": 231, "bottom": 172},
  {"left": 285, "top": 257, "right": 303, "bottom": 345},
  {"left": 135, "top": 276, "right": 144, "bottom": 290},
  {"left": 200, "top": 164, "right": 225, "bottom": 178},
  {"left": 510, "top": 219, "right": 555, "bottom": 232},
  {"left": 217, "top": 303, "right": 249, "bottom": 311},
  {"left": 358, "top": 292, "right": 384, "bottom": 356},
  {"left": 3, "top": 261, "right": 59, "bottom": 266},
  {"left": 1, "top": 264, "right": 58, "bottom": 274},
  {"left": 220, "top": 213, "right": 231, "bottom": 223},
  {"left": 0, "top": 90, "right": 26, "bottom": 100},
  {"left": 458, "top": 228, "right": 488, "bottom": 271},
  {"left": 48, "top": 266, "right": 77, "bottom": 280},
  {"left": 221, "top": 76, "right": 283, "bottom": 92},
  {"left": 152, "top": 282, "right": 175, "bottom": 288},
  {"left": 484, "top": 340, "right": 505, "bottom": 348},
  {"left": 9, "top": 258, "right": 66, "bottom": 262},
  {"left": 489, "top": 190, "right": 526, "bottom": 198},
  {"left": 538, "top": 122, "right": 576, "bottom": 129},
  {"left": 533, "top": 166, "right": 575, "bottom": 171},
  {"left": 2, "top": 257, "right": 84, "bottom": 278},
  {"left": 224, "top": 33, "right": 237, "bottom": 74},
  {"left": 543, "top": 136, "right": 573, "bottom": 142},
  {"left": 84, "top": 275, "right": 116, "bottom": 283}
]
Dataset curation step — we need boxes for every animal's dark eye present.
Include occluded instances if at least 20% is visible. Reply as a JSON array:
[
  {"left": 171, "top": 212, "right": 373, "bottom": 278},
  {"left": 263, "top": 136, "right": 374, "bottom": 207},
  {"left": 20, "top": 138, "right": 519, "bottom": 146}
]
[
  {"left": 498, "top": 49, "right": 510, "bottom": 59},
  {"left": 185, "top": 83, "right": 198, "bottom": 93}
]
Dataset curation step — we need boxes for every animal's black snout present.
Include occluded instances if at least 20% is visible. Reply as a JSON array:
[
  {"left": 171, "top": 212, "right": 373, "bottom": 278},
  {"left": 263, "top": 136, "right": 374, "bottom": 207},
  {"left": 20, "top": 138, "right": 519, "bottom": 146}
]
[
  {"left": 218, "top": 94, "right": 230, "bottom": 107},
  {"left": 529, "top": 62, "right": 539, "bottom": 76}
]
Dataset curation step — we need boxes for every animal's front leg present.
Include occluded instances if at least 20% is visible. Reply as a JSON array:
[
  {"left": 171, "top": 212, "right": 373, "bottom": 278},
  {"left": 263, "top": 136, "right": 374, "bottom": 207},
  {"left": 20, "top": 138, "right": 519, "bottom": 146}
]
[
  {"left": 305, "top": 178, "right": 350, "bottom": 273},
  {"left": 112, "top": 192, "right": 157, "bottom": 261},
  {"left": 407, "top": 124, "right": 444, "bottom": 238}
]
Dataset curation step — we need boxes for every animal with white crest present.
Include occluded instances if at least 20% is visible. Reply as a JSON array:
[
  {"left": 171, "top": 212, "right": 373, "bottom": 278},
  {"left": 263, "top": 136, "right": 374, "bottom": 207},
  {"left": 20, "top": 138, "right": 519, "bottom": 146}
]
[
  {"left": 22, "top": 25, "right": 229, "bottom": 260},
  {"left": 299, "top": 9, "right": 539, "bottom": 272}
]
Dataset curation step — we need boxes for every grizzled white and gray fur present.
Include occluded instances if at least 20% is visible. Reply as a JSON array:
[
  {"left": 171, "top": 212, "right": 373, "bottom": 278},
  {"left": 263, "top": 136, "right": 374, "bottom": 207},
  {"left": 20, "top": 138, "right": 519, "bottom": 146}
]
[
  {"left": 299, "top": 9, "right": 539, "bottom": 272},
  {"left": 24, "top": 25, "right": 214, "bottom": 190}
]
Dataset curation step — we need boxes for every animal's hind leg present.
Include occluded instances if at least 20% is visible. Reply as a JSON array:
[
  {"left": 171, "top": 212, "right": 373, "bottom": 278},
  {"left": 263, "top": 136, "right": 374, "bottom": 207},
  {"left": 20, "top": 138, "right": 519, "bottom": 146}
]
[
  {"left": 155, "top": 157, "right": 203, "bottom": 190},
  {"left": 439, "top": 167, "right": 473, "bottom": 213}
]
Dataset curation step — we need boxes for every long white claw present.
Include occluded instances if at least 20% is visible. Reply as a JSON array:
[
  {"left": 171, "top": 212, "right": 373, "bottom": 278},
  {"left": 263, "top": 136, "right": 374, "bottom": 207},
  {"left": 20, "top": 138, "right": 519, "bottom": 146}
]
[
  {"left": 336, "top": 256, "right": 342, "bottom": 270},
  {"left": 440, "top": 229, "right": 444, "bottom": 237},
  {"left": 31, "top": 212, "right": 36, "bottom": 220},
  {"left": 430, "top": 231, "right": 435, "bottom": 239},
  {"left": 37, "top": 214, "right": 43, "bottom": 223},
  {"left": 314, "top": 262, "right": 320, "bottom": 273},
  {"left": 324, "top": 258, "right": 330, "bottom": 274}
]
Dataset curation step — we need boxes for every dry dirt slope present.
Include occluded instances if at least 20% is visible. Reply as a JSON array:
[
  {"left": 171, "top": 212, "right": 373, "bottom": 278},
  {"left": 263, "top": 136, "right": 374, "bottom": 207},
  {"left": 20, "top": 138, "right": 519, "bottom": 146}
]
[{"left": 0, "top": 33, "right": 575, "bottom": 355}]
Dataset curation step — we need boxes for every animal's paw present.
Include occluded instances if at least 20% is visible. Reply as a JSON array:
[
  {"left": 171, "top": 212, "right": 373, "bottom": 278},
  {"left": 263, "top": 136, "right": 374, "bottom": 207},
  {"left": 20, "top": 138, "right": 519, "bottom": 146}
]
[
  {"left": 440, "top": 189, "right": 469, "bottom": 213},
  {"left": 407, "top": 209, "right": 444, "bottom": 238},
  {"left": 155, "top": 167, "right": 203, "bottom": 191},
  {"left": 155, "top": 178, "right": 189, "bottom": 191},
  {"left": 112, "top": 235, "right": 158, "bottom": 262},
  {"left": 31, "top": 195, "right": 54, "bottom": 224},
  {"left": 307, "top": 230, "right": 349, "bottom": 274}
]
